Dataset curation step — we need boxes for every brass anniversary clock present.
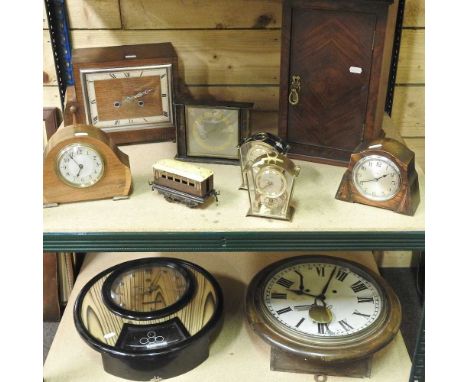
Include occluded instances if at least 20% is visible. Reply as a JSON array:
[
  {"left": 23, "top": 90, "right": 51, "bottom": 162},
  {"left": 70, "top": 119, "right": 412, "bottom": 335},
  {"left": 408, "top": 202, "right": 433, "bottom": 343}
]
[
  {"left": 72, "top": 43, "right": 178, "bottom": 145},
  {"left": 245, "top": 152, "right": 300, "bottom": 221},
  {"left": 336, "top": 138, "right": 420, "bottom": 215},
  {"left": 239, "top": 132, "right": 290, "bottom": 190},
  {"left": 74, "top": 257, "right": 223, "bottom": 381},
  {"left": 43, "top": 123, "right": 132, "bottom": 206},
  {"left": 246, "top": 255, "right": 401, "bottom": 377}
]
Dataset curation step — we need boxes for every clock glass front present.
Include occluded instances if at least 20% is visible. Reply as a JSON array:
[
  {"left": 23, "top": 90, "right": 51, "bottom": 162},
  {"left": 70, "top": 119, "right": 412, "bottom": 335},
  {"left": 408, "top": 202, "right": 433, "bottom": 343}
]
[{"left": 81, "top": 65, "right": 172, "bottom": 131}]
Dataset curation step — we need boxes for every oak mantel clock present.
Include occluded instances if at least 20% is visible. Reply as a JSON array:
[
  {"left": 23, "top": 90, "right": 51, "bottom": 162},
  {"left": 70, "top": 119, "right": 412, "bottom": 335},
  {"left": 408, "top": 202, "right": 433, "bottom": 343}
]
[
  {"left": 43, "top": 123, "right": 132, "bottom": 206},
  {"left": 335, "top": 138, "right": 420, "bottom": 215},
  {"left": 278, "top": 0, "right": 398, "bottom": 166},
  {"left": 72, "top": 43, "right": 178, "bottom": 145}
]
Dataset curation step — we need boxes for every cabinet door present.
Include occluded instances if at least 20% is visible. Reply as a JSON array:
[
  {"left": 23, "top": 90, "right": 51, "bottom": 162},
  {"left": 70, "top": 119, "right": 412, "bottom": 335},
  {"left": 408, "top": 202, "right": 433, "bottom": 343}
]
[{"left": 287, "top": 9, "right": 376, "bottom": 159}]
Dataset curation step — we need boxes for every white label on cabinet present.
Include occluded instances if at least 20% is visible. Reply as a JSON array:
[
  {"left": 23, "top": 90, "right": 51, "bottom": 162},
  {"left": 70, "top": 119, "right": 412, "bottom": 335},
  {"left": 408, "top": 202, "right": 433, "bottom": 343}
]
[{"left": 349, "top": 66, "right": 363, "bottom": 74}]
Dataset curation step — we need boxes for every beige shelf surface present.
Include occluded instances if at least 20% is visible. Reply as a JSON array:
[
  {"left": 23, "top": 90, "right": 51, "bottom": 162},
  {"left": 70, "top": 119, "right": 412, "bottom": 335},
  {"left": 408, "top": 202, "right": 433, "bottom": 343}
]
[
  {"left": 44, "top": 251, "right": 411, "bottom": 382},
  {"left": 43, "top": 140, "right": 425, "bottom": 234}
]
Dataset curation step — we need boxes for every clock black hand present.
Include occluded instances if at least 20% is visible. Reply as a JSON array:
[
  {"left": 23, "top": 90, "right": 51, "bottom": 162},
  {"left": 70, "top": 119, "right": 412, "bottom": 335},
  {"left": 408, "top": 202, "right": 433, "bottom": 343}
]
[
  {"left": 361, "top": 174, "right": 389, "bottom": 183},
  {"left": 319, "top": 267, "right": 337, "bottom": 299},
  {"left": 294, "top": 270, "right": 305, "bottom": 292}
]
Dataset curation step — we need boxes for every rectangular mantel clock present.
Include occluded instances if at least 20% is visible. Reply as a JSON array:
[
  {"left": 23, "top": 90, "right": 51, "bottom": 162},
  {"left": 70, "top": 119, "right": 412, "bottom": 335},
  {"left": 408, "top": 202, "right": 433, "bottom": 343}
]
[
  {"left": 278, "top": 0, "right": 397, "bottom": 166},
  {"left": 72, "top": 43, "right": 179, "bottom": 145}
]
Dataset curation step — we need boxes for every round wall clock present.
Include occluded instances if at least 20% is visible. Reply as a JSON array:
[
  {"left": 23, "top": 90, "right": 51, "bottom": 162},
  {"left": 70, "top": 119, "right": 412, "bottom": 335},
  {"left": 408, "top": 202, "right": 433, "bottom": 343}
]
[
  {"left": 239, "top": 132, "right": 290, "bottom": 190},
  {"left": 43, "top": 123, "right": 132, "bottom": 206},
  {"left": 245, "top": 255, "right": 401, "bottom": 369},
  {"left": 336, "top": 138, "right": 420, "bottom": 215},
  {"left": 74, "top": 257, "right": 223, "bottom": 381}
]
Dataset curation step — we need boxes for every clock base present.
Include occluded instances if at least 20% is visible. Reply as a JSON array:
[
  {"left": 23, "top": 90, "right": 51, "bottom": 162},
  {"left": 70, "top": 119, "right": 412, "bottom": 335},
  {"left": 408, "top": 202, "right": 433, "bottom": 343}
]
[{"left": 271, "top": 347, "right": 372, "bottom": 378}]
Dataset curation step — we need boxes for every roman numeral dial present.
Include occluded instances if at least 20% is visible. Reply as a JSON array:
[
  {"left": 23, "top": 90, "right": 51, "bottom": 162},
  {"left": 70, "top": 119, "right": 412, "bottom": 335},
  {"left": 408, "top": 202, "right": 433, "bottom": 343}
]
[{"left": 262, "top": 259, "right": 383, "bottom": 338}]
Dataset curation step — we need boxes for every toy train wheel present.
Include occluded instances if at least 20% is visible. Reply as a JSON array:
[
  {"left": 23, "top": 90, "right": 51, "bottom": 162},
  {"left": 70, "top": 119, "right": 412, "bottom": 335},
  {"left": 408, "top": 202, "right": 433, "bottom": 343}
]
[{"left": 164, "top": 195, "right": 176, "bottom": 203}]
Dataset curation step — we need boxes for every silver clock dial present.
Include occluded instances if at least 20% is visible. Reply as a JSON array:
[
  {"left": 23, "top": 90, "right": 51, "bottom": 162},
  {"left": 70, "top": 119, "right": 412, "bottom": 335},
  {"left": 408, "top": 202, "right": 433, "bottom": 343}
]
[
  {"left": 255, "top": 167, "right": 287, "bottom": 198},
  {"left": 57, "top": 144, "right": 104, "bottom": 188},
  {"left": 263, "top": 262, "right": 383, "bottom": 338},
  {"left": 352, "top": 155, "right": 401, "bottom": 201}
]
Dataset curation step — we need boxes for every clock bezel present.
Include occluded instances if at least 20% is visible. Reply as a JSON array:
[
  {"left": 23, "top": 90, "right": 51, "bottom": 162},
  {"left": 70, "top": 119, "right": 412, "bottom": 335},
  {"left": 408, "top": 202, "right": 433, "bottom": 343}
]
[
  {"left": 245, "top": 255, "right": 401, "bottom": 363},
  {"left": 351, "top": 154, "right": 402, "bottom": 202},
  {"left": 80, "top": 64, "right": 174, "bottom": 133},
  {"left": 101, "top": 258, "right": 196, "bottom": 321},
  {"left": 55, "top": 142, "right": 106, "bottom": 189}
]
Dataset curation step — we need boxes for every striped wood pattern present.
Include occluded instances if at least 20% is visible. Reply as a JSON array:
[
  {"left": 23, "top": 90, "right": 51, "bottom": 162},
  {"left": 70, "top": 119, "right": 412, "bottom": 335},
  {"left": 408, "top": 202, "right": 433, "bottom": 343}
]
[{"left": 80, "top": 267, "right": 217, "bottom": 346}]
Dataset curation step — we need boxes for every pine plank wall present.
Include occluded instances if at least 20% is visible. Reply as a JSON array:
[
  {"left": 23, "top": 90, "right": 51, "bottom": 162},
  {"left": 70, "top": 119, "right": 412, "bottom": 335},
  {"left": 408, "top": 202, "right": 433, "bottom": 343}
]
[{"left": 43, "top": 0, "right": 425, "bottom": 171}]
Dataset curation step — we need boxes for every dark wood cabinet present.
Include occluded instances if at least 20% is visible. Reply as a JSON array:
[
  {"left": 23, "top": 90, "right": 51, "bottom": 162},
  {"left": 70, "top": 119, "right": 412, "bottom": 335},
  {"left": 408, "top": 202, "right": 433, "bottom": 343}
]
[{"left": 278, "top": 0, "right": 397, "bottom": 166}]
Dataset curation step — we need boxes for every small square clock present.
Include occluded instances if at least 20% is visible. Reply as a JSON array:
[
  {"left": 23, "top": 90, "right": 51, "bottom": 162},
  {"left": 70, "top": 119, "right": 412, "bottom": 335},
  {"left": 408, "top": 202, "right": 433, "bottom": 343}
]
[{"left": 175, "top": 100, "right": 253, "bottom": 164}]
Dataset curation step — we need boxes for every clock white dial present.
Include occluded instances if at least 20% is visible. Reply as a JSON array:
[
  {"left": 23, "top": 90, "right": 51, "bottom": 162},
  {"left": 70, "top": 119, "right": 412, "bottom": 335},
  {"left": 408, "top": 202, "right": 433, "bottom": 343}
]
[
  {"left": 352, "top": 155, "right": 401, "bottom": 201},
  {"left": 57, "top": 143, "right": 105, "bottom": 188},
  {"left": 263, "top": 261, "right": 383, "bottom": 338},
  {"left": 255, "top": 167, "right": 287, "bottom": 198}
]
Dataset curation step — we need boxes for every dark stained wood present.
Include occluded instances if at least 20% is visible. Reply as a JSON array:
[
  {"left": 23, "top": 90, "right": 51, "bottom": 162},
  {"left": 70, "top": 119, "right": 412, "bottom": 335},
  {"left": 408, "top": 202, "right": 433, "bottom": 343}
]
[
  {"left": 43, "top": 253, "right": 61, "bottom": 322},
  {"left": 336, "top": 138, "right": 420, "bottom": 215},
  {"left": 72, "top": 43, "right": 179, "bottom": 145},
  {"left": 278, "top": 0, "right": 397, "bottom": 166}
]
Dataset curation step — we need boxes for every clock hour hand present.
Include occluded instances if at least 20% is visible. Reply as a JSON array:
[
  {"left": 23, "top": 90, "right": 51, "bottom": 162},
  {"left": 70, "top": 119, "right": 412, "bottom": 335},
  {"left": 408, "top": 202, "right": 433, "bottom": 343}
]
[{"left": 294, "top": 270, "right": 305, "bottom": 292}]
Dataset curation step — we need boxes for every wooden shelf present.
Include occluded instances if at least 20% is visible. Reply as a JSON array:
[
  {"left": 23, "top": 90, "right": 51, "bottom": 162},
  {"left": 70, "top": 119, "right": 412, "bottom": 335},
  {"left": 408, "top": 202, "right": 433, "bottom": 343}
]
[{"left": 43, "top": 251, "right": 411, "bottom": 382}]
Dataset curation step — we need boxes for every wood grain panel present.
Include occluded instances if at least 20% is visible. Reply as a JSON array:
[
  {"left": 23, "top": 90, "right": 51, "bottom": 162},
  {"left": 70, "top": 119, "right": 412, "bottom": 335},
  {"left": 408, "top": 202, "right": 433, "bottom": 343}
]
[
  {"left": 187, "top": 86, "right": 278, "bottom": 111},
  {"left": 43, "top": 30, "right": 57, "bottom": 85},
  {"left": 404, "top": 137, "right": 425, "bottom": 172},
  {"left": 70, "top": 30, "right": 280, "bottom": 85},
  {"left": 396, "top": 29, "right": 424, "bottom": 84},
  {"left": 403, "top": 0, "right": 425, "bottom": 27},
  {"left": 43, "top": 86, "right": 62, "bottom": 108},
  {"left": 65, "top": 0, "right": 122, "bottom": 29},
  {"left": 392, "top": 86, "right": 425, "bottom": 137},
  {"left": 121, "top": 0, "right": 282, "bottom": 29}
]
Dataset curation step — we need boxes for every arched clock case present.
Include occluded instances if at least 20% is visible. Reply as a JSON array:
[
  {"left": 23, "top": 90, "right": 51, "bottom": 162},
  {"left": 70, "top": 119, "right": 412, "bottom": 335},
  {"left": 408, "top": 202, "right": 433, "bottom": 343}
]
[{"left": 74, "top": 257, "right": 223, "bottom": 381}]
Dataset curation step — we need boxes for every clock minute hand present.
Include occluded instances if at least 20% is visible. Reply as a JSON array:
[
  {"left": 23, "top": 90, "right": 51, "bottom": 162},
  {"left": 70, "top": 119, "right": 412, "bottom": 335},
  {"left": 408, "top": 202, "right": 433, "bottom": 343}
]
[
  {"left": 361, "top": 174, "right": 389, "bottom": 183},
  {"left": 288, "top": 289, "right": 319, "bottom": 298},
  {"left": 319, "top": 267, "right": 336, "bottom": 298}
]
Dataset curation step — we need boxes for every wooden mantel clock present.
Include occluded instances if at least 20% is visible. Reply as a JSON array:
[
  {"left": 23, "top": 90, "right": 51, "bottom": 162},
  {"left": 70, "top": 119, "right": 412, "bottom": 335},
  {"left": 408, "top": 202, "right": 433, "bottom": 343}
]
[
  {"left": 72, "top": 43, "right": 178, "bottom": 145},
  {"left": 335, "top": 138, "right": 420, "bottom": 215},
  {"left": 43, "top": 122, "right": 132, "bottom": 206}
]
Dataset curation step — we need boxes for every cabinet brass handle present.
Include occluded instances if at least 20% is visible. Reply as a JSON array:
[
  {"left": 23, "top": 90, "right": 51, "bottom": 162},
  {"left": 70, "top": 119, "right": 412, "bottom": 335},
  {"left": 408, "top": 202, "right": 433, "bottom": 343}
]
[{"left": 289, "top": 75, "right": 301, "bottom": 106}]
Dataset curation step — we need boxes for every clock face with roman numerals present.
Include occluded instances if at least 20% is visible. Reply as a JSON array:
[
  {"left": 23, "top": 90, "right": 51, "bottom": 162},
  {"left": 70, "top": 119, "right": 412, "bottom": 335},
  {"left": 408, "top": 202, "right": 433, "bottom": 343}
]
[
  {"left": 246, "top": 255, "right": 401, "bottom": 363},
  {"left": 80, "top": 64, "right": 173, "bottom": 132},
  {"left": 262, "top": 259, "right": 383, "bottom": 338}
]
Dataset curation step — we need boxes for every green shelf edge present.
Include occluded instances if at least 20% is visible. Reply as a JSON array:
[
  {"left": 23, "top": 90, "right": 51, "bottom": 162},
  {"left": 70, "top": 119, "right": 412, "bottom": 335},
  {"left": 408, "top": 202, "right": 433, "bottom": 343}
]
[{"left": 43, "top": 231, "right": 425, "bottom": 252}]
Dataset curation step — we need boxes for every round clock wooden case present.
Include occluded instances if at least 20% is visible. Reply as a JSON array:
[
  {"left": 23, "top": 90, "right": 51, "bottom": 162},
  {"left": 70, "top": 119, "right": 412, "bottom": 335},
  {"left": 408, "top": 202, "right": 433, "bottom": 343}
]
[
  {"left": 43, "top": 124, "right": 132, "bottom": 206},
  {"left": 245, "top": 255, "right": 401, "bottom": 367},
  {"left": 74, "top": 258, "right": 223, "bottom": 381}
]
